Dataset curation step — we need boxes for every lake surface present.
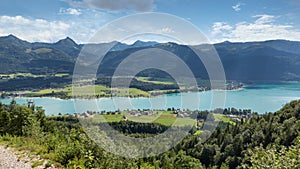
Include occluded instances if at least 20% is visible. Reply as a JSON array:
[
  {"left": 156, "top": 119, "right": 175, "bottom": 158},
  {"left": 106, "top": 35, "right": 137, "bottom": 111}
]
[{"left": 1, "top": 82, "right": 299, "bottom": 115}]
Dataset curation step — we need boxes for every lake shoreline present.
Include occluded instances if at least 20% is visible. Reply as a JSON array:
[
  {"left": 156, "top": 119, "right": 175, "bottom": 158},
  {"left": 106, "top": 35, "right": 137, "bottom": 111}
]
[
  {"left": 1, "top": 86, "right": 244, "bottom": 100},
  {"left": 1, "top": 82, "right": 299, "bottom": 115}
]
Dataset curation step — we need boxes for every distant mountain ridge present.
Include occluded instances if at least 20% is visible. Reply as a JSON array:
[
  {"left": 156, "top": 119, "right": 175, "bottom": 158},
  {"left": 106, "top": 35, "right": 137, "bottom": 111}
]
[
  {"left": 0, "top": 34, "right": 299, "bottom": 81},
  {"left": 214, "top": 39, "right": 300, "bottom": 55}
]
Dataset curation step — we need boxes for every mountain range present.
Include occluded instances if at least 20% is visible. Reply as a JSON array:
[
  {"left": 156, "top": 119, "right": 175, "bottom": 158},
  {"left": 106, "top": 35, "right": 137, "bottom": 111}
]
[{"left": 0, "top": 34, "right": 300, "bottom": 81}]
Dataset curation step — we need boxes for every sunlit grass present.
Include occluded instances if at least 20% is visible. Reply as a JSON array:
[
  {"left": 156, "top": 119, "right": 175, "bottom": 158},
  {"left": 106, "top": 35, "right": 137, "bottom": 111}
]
[
  {"left": 103, "top": 114, "right": 124, "bottom": 122},
  {"left": 213, "top": 113, "right": 236, "bottom": 125},
  {"left": 54, "top": 73, "right": 69, "bottom": 77},
  {"left": 136, "top": 77, "right": 174, "bottom": 85},
  {"left": 25, "top": 84, "right": 150, "bottom": 98},
  {"left": 87, "top": 111, "right": 196, "bottom": 127}
]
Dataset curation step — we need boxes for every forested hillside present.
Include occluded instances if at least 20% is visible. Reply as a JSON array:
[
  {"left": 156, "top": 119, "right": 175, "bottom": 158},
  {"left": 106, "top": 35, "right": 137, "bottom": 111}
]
[
  {"left": 0, "top": 100, "right": 299, "bottom": 168},
  {"left": 1, "top": 35, "right": 300, "bottom": 81}
]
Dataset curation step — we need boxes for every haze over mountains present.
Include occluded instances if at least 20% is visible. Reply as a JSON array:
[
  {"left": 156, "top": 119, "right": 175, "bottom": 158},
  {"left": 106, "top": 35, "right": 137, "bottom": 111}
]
[{"left": 0, "top": 34, "right": 300, "bottom": 81}]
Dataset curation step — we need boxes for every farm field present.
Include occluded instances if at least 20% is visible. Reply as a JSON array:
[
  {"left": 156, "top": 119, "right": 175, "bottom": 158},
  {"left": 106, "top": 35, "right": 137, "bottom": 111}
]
[
  {"left": 24, "top": 84, "right": 150, "bottom": 98},
  {"left": 94, "top": 111, "right": 200, "bottom": 127}
]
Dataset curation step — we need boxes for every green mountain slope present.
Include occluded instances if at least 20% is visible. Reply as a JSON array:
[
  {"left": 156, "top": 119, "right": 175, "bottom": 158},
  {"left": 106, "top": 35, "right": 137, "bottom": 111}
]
[{"left": 0, "top": 35, "right": 300, "bottom": 81}]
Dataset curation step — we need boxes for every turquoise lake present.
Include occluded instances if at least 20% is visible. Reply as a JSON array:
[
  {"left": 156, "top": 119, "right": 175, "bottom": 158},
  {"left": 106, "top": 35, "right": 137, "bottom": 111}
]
[{"left": 1, "top": 82, "right": 299, "bottom": 115}]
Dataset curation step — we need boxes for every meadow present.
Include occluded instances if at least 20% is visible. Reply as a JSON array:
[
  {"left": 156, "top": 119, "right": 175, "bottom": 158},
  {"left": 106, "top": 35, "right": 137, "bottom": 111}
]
[
  {"left": 81, "top": 110, "right": 199, "bottom": 128},
  {"left": 25, "top": 84, "right": 150, "bottom": 98}
]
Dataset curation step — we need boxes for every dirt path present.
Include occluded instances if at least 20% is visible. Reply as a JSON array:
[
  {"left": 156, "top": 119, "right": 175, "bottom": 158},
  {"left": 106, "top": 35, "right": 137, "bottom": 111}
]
[{"left": 0, "top": 146, "right": 32, "bottom": 169}]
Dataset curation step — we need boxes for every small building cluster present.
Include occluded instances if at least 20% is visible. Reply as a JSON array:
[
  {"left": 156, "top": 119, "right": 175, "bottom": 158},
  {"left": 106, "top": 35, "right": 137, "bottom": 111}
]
[
  {"left": 128, "top": 110, "right": 154, "bottom": 116},
  {"left": 226, "top": 82, "right": 243, "bottom": 90},
  {"left": 225, "top": 113, "right": 254, "bottom": 121}
]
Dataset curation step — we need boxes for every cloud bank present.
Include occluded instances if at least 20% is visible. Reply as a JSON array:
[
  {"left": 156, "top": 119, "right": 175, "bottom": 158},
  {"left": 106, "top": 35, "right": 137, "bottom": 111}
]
[
  {"left": 1, "top": 13, "right": 300, "bottom": 44},
  {"left": 65, "top": 0, "right": 154, "bottom": 12},
  {"left": 211, "top": 14, "right": 300, "bottom": 42},
  {"left": 0, "top": 15, "right": 70, "bottom": 42},
  {"left": 0, "top": 11, "right": 111, "bottom": 43}
]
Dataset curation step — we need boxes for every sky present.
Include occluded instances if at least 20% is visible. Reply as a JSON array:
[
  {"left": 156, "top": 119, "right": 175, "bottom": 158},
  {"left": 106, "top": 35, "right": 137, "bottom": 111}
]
[{"left": 0, "top": 0, "right": 300, "bottom": 44}]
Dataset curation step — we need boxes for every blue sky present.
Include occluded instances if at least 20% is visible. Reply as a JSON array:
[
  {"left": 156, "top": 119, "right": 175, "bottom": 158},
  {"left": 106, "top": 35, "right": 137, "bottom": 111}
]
[{"left": 0, "top": 0, "right": 299, "bottom": 44}]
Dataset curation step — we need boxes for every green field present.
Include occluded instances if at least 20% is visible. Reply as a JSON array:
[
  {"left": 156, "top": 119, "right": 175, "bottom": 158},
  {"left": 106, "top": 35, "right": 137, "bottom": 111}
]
[
  {"left": 124, "top": 111, "right": 178, "bottom": 126},
  {"left": 136, "top": 77, "right": 174, "bottom": 85},
  {"left": 73, "top": 85, "right": 150, "bottom": 97},
  {"left": 54, "top": 73, "right": 69, "bottom": 77},
  {"left": 152, "top": 111, "right": 177, "bottom": 126},
  {"left": 25, "top": 84, "right": 150, "bottom": 98},
  {"left": 103, "top": 114, "right": 124, "bottom": 122},
  {"left": 213, "top": 113, "right": 236, "bottom": 125},
  {"left": 92, "top": 111, "right": 196, "bottom": 127}
]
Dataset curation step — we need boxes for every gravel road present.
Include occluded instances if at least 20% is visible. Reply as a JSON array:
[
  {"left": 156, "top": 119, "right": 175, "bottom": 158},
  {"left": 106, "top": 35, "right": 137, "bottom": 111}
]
[{"left": 0, "top": 146, "right": 32, "bottom": 169}]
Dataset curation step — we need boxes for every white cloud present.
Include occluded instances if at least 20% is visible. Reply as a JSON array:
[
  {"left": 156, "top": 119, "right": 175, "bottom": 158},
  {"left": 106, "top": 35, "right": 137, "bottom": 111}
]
[
  {"left": 232, "top": 3, "right": 243, "bottom": 12},
  {"left": 0, "top": 12, "right": 113, "bottom": 43},
  {"left": 253, "top": 14, "right": 274, "bottom": 24},
  {"left": 160, "top": 27, "right": 175, "bottom": 33},
  {"left": 65, "top": 0, "right": 154, "bottom": 12},
  {"left": 211, "top": 14, "right": 300, "bottom": 42},
  {"left": 59, "top": 8, "right": 82, "bottom": 15},
  {"left": 212, "top": 22, "right": 233, "bottom": 35},
  {"left": 0, "top": 15, "right": 70, "bottom": 42}
]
